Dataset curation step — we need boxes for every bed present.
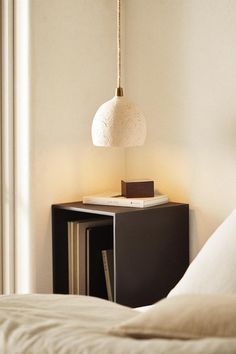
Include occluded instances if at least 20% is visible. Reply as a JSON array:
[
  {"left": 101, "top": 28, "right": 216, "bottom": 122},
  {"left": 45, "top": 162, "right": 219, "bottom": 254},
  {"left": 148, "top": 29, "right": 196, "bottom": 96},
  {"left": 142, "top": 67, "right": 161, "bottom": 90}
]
[
  {"left": 0, "top": 293, "right": 236, "bottom": 354},
  {"left": 0, "top": 209, "right": 236, "bottom": 353}
]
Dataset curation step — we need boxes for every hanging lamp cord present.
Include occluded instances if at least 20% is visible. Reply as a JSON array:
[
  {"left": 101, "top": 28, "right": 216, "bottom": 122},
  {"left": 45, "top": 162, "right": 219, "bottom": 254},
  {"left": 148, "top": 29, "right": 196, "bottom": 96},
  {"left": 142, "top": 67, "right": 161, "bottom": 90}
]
[{"left": 116, "top": 0, "right": 123, "bottom": 96}]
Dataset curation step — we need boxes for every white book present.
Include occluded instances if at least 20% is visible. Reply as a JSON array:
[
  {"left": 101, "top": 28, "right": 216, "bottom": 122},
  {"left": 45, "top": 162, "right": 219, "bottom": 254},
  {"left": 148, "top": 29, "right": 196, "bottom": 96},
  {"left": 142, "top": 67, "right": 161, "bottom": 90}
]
[
  {"left": 67, "top": 217, "right": 112, "bottom": 295},
  {"left": 83, "top": 192, "right": 168, "bottom": 208}
]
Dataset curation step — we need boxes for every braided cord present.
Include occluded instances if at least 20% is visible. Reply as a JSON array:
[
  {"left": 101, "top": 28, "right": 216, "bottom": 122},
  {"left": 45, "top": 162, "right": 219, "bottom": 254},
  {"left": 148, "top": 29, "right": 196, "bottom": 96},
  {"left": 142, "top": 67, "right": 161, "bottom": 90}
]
[{"left": 117, "top": 0, "right": 121, "bottom": 88}]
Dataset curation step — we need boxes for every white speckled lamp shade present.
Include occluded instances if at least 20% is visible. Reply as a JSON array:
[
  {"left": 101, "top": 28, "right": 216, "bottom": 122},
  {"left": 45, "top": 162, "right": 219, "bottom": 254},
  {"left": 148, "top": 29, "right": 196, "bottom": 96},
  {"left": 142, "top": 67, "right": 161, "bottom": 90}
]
[{"left": 92, "top": 96, "right": 146, "bottom": 147}]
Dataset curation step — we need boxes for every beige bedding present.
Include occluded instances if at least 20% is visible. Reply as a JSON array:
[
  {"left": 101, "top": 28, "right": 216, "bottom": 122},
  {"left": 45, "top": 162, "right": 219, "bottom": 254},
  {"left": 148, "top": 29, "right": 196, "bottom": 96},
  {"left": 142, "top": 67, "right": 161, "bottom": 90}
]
[{"left": 0, "top": 294, "right": 235, "bottom": 354}]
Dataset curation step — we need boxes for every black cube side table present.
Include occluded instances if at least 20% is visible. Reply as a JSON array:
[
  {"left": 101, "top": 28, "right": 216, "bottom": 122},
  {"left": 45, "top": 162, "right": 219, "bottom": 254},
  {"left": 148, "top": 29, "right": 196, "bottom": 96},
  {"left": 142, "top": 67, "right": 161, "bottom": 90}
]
[{"left": 52, "top": 201, "right": 189, "bottom": 308}]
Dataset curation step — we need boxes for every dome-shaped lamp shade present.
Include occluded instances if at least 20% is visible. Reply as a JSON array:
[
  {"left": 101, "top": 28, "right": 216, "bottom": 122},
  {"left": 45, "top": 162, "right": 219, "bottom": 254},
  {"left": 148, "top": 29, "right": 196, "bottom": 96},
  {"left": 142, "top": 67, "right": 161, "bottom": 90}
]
[{"left": 92, "top": 96, "right": 146, "bottom": 147}]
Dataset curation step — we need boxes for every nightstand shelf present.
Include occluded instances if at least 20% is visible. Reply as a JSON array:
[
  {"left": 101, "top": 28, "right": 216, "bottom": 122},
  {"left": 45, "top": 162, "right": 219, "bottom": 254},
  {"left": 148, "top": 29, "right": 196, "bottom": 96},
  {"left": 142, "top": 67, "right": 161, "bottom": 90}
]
[{"left": 52, "top": 201, "right": 189, "bottom": 308}]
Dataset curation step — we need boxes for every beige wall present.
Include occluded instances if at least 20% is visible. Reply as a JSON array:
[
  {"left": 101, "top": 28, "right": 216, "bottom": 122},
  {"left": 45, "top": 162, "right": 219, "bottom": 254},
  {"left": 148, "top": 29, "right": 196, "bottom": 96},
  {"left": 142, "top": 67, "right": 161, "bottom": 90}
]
[
  {"left": 29, "top": 0, "right": 236, "bottom": 292},
  {"left": 125, "top": 0, "right": 236, "bottom": 256},
  {"left": 30, "top": 0, "right": 125, "bottom": 292}
]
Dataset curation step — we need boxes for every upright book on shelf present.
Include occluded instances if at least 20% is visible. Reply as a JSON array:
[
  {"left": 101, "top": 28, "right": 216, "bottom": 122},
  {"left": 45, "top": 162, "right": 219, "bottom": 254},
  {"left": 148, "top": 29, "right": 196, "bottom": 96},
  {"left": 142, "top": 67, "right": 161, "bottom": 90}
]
[
  {"left": 86, "top": 225, "right": 113, "bottom": 300},
  {"left": 102, "top": 249, "right": 114, "bottom": 301},
  {"left": 67, "top": 217, "right": 112, "bottom": 295}
]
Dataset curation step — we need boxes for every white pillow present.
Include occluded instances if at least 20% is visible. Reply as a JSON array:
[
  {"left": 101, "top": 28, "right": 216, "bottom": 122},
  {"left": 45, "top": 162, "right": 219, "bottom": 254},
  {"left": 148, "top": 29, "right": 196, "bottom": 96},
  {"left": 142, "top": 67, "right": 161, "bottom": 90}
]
[
  {"left": 110, "top": 294, "right": 236, "bottom": 339},
  {"left": 168, "top": 209, "right": 236, "bottom": 297}
]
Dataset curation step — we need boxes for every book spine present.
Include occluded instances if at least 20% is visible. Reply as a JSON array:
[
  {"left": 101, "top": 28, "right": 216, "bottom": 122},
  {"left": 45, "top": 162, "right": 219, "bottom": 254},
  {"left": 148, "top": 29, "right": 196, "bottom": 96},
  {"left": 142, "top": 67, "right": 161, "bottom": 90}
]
[
  {"left": 67, "top": 222, "right": 74, "bottom": 294},
  {"left": 74, "top": 223, "right": 79, "bottom": 294},
  {"left": 83, "top": 196, "right": 168, "bottom": 208},
  {"left": 86, "top": 230, "right": 90, "bottom": 296},
  {"left": 83, "top": 197, "right": 120, "bottom": 206},
  {"left": 143, "top": 197, "right": 168, "bottom": 207},
  {"left": 102, "top": 250, "right": 113, "bottom": 301}
]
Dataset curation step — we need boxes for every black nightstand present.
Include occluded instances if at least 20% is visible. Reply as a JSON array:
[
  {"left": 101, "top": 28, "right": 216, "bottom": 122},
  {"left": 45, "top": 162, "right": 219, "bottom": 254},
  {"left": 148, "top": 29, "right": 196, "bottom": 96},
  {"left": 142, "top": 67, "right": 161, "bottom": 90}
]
[{"left": 52, "top": 201, "right": 189, "bottom": 307}]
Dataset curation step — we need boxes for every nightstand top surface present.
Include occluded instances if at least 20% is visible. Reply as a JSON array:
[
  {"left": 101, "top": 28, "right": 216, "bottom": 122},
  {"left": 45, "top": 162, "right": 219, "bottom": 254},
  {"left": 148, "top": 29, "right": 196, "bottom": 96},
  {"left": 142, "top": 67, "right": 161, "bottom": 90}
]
[{"left": 52, "top": 201, "right": 188, "bottom": 216}]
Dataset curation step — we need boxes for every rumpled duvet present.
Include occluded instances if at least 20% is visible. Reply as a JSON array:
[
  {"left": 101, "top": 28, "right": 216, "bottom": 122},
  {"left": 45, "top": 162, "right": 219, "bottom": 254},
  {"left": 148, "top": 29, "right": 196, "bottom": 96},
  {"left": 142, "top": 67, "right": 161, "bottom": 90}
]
[{"left": 0, "top": 294, "right": 235, "bottom": 354}]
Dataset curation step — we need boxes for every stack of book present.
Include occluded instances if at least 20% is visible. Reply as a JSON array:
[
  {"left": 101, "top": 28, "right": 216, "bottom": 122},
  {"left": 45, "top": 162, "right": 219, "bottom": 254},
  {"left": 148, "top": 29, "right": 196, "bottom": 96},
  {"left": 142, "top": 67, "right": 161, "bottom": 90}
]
[
  {"left": 67, "top": 217, "right": 114, "bottom": 301},
  {"left": 82, "top": 192, "right": 168, "bottom": 208}
]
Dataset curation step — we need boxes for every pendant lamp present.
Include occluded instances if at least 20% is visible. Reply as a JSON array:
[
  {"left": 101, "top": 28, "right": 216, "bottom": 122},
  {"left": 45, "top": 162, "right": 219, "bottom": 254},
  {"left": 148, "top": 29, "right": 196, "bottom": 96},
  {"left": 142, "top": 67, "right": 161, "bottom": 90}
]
[{"left": 91, "top": 0, "right": 146, "bottom": 147}]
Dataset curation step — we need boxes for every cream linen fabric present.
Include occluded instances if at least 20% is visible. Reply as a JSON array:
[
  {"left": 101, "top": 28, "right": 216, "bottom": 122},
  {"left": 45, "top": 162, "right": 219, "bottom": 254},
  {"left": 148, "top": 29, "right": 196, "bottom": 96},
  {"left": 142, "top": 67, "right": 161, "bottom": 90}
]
[
  {"left": 110, "top": 294, "right": 236, "bottom": 340},
  {"left": 0, "top": 294, "right": 236, "bottom": 354},
  {"left": 168, "top": 209, "right": 236, "bottom": 297}
]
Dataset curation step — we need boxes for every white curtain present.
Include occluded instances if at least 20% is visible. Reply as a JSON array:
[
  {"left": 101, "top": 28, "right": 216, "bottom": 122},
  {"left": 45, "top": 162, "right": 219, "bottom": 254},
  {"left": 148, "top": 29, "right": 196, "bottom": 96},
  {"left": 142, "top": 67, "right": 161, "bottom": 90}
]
[
  {"left": 1, "top": 0, "right": 15, "bottom": 294},
  {"left": 1, "top": 0, "right": 31, "bottom": 294}
]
